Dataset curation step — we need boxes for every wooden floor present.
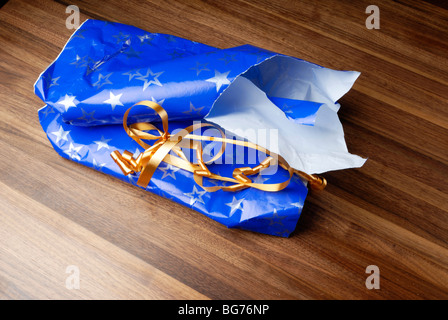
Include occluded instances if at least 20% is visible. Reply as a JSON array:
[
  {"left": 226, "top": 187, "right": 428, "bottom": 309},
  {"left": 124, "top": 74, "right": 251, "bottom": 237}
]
[{"left": 1, "top": 0, "right": 447, "bottom": 300}]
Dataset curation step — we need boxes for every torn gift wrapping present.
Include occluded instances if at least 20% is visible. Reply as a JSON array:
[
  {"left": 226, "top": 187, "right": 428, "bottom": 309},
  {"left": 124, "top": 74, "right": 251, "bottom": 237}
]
[{"left": 35, "top": 19, "right": 366, "bottom": 237}]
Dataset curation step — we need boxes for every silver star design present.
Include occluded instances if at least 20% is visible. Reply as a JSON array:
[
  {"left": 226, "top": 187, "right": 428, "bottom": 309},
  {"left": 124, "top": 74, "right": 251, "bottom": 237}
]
[
  {"left": 124, "top": 46, "right": 142, "bottom": 59},
  {"left": 190, "top": 62, "right": 210, "bottom": 76},
  {"left": 50, "top": 126, "right": 70, "bottom": 144},
  {"left": 41, "top": 105, "right": 55, "bottom": 118},
  {"left": 72, "top": 28, "right": 86, "bottom": 39},
  {"left": 206, "top": 70, "right": 231, "bottom": 92},
  {"left": 122, "top": 69, "right": 142, "bottom": 81},
  {"left": 264, "top": 209, "right": 286, "bottom": 226},
  {"left": 85, "top": 66, "right": 95, "bottom": 76},
  {"left": 112, "top": 32, "right": 130, "bottom": 44},
  {"left": 208, "top": 171, "right": 230, "bottom": 187},
  {"left": 247, "top": 48, "right": 269, "bottom": 63},
  {"left": 182, "top": 102, "right": 204, "bottom": 116},
  {"left": 225, "top": 196, "right": 244, "bottom": 216},
  {"left": 151, "top": 97, "right": 165, "bottom": 106},
  {"left": 43, "top": 76, "right": 60, "bottom": 90},
  {"left": 70, "top": 55, "right": 88, "bottom": 68},
  {"left": 138, "top": 33, "right": 153, "bottom": 45},
  {"left": 93, "top": 73, "right": 113, "bottom": 89},
  {"left": 57, "top": 94, "right": 77, "bottom": 111},
  {"left": 85, "top": 57, "right": 105, "bottom": 76},
  {"left": 93, "top": 135, "right": 112, "bottom": 151},
  {"left": 169, "top": 50, "right": 185, "bottom": 59},
  {"left": 218, "top": 53, "right": 237, "bottom": 65},
  {"left": 136, "top": 68, "right": 163, "bottom": 91},
  {"left": 64, "top": 142, "right": 83, "bottom": 161},
  {"left": 77, "top": 109, "right": 96, "bottom": 121},
  {"left": 103, "top": 91, "right": 123, "bottom": 111},
  {"left": 159, "top": 164, "right": 180, "bottom": 180},
  {"left": 184, "top": 185, "right": 206, "bottom": 206},
  {"left": 93, "top": 158, "right": 106, "bottom": 171},
  {"left": 253, "top": 174, "right": 269, "bottom": 184}
]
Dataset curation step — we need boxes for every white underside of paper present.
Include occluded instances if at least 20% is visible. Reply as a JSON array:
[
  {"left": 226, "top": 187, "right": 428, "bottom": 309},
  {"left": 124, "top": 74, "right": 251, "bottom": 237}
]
[{"left": 205, "top": 56, "right": 367, "bottom": 174}]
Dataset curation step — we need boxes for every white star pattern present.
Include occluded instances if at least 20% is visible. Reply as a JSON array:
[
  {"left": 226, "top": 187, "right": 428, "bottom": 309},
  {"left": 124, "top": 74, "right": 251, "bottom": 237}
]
[
  {"left": 182, "top": 102, "right": 204, "bottom": 116},
  {"left": 50, "top": 76, "right": 60, "bottom": 87},
  {"left": 208, "top": 171, "right": 230, "bottom": 187},
  {"left": 93, "top": 73, "right": 113, "bottom": 89},
  {"left": 169, "top": 50, "right": 186, "bottom": 59},
  {"left": 264, "top": 209, "right": 286, "bottom": 226},
  {"left": 57, "top": 94, "right": 77, "bottom": 111},
  {"left": 184, "top": 185, "right": 207, "bottom": 206},
  {"left": 122, "top": 69, "right": 141, "bottom": 81},
  {"left": 253, "top": 174, "right": 269, "bottom": 184},
  {"left": 103, "top": 91, "right": 123, "bottom": 111},
  {"left": 190, "top": 62, "right": 210, "bottom": 76},
  {"left": 77, "top": 109, "right": 96, "bottom": 121},
  {"left": 86, "top": 57, "right": 105, "bottom": 75},
  {"left": 151, "top": 97, "right": 165, "bottom": 106},
  {"left": 124, "top": 46, "right": 142, "bottom": 59},
  {"left": 218, "top": 53, "right": 237, "bottom": 65},
  {"left": 44, "top": 76, "right": 60, "bottom": 90},
  {"left": 72, "top": 28, "right": 86, "bottom": 39},
  {"left": 159, "top": 164, "right": 179, "bottom": 180},
  {"left": 112, "top": 32, "right": 130, "bottom": 44},
  {"left": 93, "top": 136, "right": 112, "bottom": 151},
  {"left": 71, "top": 54, "right": 87, "bottom": 68},
  {"left": 41, "top": 105, "right": 55, "bottom": 118},
  {"left": 64, "top": 142, "right": 83, "bottom": 161},
  {"left": 93, "top": 158, "right": 106, "bottom": 171},
  {"left": 206, "top": 70, "right": 231, "bottom": 92},
  {"left": 136, "top": 68, "right": 163, "bottom": 91},
  {"left": 138, "top": 33, "right": 153, "bottom": 45},
  {"left": 50, "top": 126, "right": 70, "bottom": 144},
  {"left": 225, "top": 196, "right": 244, "bottom": 216}
]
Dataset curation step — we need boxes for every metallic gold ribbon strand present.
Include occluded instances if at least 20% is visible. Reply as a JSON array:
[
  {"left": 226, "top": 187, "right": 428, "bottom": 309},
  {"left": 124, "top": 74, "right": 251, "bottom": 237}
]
[{"left": 111, "top": 100, "right": 326, "bottom": 192}]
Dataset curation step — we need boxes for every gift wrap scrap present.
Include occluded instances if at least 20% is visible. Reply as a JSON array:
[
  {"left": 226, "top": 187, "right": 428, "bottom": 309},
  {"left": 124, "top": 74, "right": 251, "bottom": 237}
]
[{"left": 35, "top": 19, "right": 366, "bottom": 237}]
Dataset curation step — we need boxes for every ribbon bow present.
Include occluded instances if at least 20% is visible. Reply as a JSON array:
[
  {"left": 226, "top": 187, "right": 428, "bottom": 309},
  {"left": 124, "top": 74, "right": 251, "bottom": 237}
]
[{"left": 111, "top": 100, "right": 326, "bottom": 192}]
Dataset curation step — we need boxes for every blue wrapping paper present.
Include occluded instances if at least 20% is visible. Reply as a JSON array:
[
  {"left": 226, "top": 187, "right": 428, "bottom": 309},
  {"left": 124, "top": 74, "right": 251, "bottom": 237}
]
[{"left": 35, "top": 19, "right": 364, "bottom": 237}]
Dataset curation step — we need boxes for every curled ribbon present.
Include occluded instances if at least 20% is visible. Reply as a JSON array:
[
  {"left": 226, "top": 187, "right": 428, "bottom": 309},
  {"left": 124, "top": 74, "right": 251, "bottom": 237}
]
[{"left": 111, "top": 100, "right": 326, "bottom": 192}]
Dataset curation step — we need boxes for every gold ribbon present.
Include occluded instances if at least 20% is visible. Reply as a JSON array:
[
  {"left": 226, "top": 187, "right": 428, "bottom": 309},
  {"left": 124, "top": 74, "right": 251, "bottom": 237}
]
[{"left": 111, "top": 100, "right": 326, "bottom": 192}]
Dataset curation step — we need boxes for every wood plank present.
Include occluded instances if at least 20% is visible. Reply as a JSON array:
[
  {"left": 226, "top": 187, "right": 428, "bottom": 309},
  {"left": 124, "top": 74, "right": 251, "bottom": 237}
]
[
  {"left": 0, "top": 0, "right": 447, "bottom": 299},
  {"left": 0, "top": 181, "right": 207, "bottom": 299}
]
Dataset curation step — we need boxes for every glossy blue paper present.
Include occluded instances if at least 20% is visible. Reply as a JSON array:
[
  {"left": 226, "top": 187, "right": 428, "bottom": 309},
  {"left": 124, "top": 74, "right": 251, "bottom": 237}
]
[
  {"left": 35, "top": 19, "right": 350, "bottom": 237},
  {"left": 35, "top": 20, "right": 326, "bottom": 127}
]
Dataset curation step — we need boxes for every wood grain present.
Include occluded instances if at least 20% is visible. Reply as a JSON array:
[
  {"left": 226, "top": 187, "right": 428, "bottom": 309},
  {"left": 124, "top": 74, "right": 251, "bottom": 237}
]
[{"left": 0, "top": 0, "right": 447, "bottom": 299}]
